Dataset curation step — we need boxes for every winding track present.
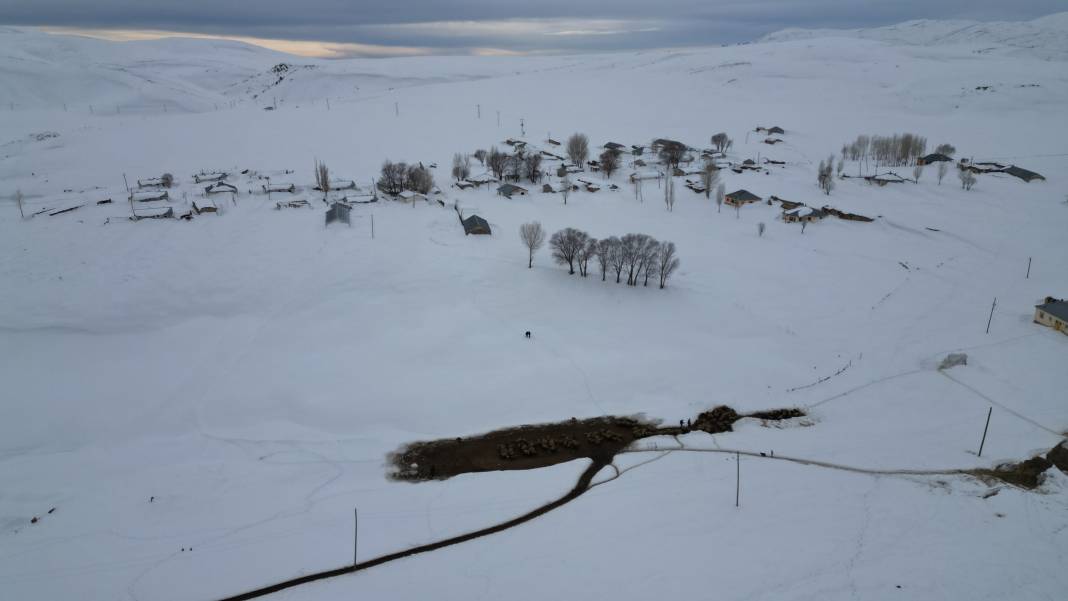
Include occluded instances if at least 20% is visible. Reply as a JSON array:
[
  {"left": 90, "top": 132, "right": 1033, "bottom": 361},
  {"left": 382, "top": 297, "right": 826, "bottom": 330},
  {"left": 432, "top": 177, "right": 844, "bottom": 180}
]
[{"left": 216, "top": 459, "right": 608, "bottom": 601}]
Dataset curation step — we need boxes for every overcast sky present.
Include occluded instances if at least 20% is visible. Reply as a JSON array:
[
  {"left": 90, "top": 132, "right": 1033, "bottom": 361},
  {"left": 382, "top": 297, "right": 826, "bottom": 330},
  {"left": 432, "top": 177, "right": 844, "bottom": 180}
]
[{"left": 3, "top": 0, "right": 1065, "bottom": 57}]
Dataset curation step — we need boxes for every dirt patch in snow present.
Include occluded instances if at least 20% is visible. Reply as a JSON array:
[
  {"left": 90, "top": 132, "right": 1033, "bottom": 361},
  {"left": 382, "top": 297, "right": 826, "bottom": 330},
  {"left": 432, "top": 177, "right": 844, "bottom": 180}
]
[{"left": 389, "top": 406, "right": 806, "bottom": 481}]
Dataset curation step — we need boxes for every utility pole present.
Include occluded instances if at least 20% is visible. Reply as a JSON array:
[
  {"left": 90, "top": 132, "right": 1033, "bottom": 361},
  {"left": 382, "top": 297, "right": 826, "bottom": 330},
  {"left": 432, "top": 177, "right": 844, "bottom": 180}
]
[
  {"left": 520, "top": 118, "right": 525, "bottom": 137},
  {"left": 477, "top": 104, "right": 480, "bottom": 119},
  {"left": 353, "top": 507, "right": 358, "bottom": 565},
  {"left": 1026, "top": 257, "right": 1032, "bottom": 279},
  {"left": 735, "top": 452, "right": 741, "bottom": 508},
  {"left": 985, "top": 297, "right": 997, "bottom": 334},
  {"left": 371, "top": 213, "right": 375, "bottom": 239},
  {"left": 978, "top": 407, "right": 992, "bottom": 457}
]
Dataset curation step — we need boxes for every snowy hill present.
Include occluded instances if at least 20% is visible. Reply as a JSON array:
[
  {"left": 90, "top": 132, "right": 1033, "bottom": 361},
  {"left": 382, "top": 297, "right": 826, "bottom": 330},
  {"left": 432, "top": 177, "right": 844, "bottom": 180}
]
[
  {"left": 1, "top": 22, "right": 1067, "bottom": 601},
  {"left": 762, "top": 12, "right": 1068, "bottom": 58}
]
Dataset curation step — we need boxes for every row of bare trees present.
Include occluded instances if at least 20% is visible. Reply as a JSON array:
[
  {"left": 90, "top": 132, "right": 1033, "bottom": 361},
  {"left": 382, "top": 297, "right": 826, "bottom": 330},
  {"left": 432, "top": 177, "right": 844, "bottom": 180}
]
[
  {"left": 520, "top": 223, "right": 680, "bottom": 289},
  {"left": 379, "top": 160, "right": 435, "bottom": 195},
  {"left": 841, "top": 133, "right": 928, "bottom": 167}
]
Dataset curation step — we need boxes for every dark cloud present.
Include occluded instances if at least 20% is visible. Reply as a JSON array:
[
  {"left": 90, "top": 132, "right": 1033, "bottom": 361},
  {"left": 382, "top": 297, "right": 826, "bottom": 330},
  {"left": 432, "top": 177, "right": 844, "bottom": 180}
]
[{"left": 2, "top": 0, "right": 1064, "bottom": 55}]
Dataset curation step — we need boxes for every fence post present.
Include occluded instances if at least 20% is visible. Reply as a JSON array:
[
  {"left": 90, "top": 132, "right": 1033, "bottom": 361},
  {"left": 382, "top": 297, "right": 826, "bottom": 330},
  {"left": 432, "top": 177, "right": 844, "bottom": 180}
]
[{"left": 978, "top": 407, "right": 992, "bottom": 457}]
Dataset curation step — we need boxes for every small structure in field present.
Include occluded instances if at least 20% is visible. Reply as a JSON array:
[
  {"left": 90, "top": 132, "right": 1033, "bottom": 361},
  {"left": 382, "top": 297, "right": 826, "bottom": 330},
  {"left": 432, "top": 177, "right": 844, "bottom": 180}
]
[
  {"left": 325, "top": 201, "right": 351, "bottom": 226},
  {"left": 918, "top": 153, "right": 953, "bottom": 165},
  {"left": 546, "top": 138, "right": 561, "bottom": 146},
  {"left": 315, "top": 179, "right": 356, "bottom": 191},
  {"left": 865, "top": 173, "right": 908, "bottom": 186},
  {"left": 1003, "top": 166, "right": 1045, "bottom": 183},
  {"left": 194, "top": 172, "right": 227, "bottom": 184},
  {"left": 137, "top": 176, "right": 171, "bottom": 188},
  {"left": 497, "top": 183, "right": 528, "bottom": 198},
  {"left": 764, "top": 138, "right": 783, "bottom": 145},
  {"left": 398, "top": 190, "right": 427, "bottom": 204},
  {"left": 584, "top": 182, "right": 600, "bottom": 192},
  {"left": 1034, "top": 297, "right": 1068, "bottom": 334},
  {"left": 822, "top": 206, "right": 874, "bottom": 222},
  {"left": 131, "top": 204, "right": 173, "bottom": 220},
  {"left": 725, "top": 189, "right": 761, "bottom": 207},
  {"left": 204, "top": 181, "right": 238, "bottom": 195},
  {"left": 275, "top": 199, "right": 310, "bottom": 209},
  {"left": 769, "top": 195, "right": 804, "bottom": 210},
  {"left": 459, "top": 211, "right": 491, "bottom": 235},
  {"left": 783, "top": 206, "right": 826, "bottom": 223},
  {"left": 604, "top": 142, "right": 626, "bottom": 152},
  {"left": 192, "top": 198, "right": 218, "bottom": 214},
  {"left": 263, "top": 182, "right": 296, "bottom": 194},
  {"left": 756, "top": 126, "right": 785, "bottom": 135},
  {"left": 130, "top": 190, "right": 169, "bottom": 203}
]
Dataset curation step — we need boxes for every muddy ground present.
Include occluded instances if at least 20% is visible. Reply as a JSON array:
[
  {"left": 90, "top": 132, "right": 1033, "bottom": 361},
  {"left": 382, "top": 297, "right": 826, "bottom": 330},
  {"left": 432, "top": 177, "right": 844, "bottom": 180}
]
[{"left": 389, "top": 406, "right": 806, "bottom": 481}]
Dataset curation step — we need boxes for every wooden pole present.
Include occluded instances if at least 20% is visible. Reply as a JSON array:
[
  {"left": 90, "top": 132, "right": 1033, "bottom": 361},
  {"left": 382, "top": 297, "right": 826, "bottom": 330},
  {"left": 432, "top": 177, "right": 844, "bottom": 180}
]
[
  {"left": 353, "top": 507, "right": 358, "bottom": 565},
  {"left": 734, "top": 452, "right": 743, "bottom": 508},
  {"left": 1026, "top": 257, "right": 1031, "bottom": 279},
  {"left": 978, "top": 407, "right": 992, "bottom": 457},
  {"left": 371, "top": 214, "right": 375, "bottom": 239},
  {"left": 985, "top": 297, "right": 997, "bottom": 334}
]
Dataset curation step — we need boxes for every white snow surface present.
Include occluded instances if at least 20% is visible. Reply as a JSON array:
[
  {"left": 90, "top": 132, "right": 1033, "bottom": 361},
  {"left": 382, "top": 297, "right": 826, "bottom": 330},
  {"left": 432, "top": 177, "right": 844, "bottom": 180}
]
[{"left": 1, "top": 20, "right": 1068, "bottom": 601}]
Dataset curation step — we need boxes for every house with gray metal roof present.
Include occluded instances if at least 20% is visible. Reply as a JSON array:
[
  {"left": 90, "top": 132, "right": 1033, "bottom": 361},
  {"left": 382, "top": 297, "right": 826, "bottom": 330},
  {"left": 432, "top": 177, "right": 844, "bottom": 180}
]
[
  {"left": 497, "top": 183, "right": 528, "bottom": 198},
  {"left": 1034, "top": 297, "right": 1068, "bottom": 335}
]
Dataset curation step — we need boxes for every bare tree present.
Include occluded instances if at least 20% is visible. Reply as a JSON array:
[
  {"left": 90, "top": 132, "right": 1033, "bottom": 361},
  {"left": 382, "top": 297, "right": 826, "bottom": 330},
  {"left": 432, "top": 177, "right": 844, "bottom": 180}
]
[
  {"left": 452, "top": 153, "right": 471, "bottom": 181},
  {"left": 519, "top": 221, "right": 546, "bottom": 268},
  {"left": 664, "top": 169, "right": 676, "bottom": 212},
  {"left": 524, "top": 153, "right": 543, "bottom": 183},
  {"left": 817, "top": 156, "right": 834, "bottom": 195},
  {"left": 640, "top": 237, "right": 660, "bottom": 286},
  {"left": 566, "top": 133, "right": 589, "bottom": 168},
  {"left": 406, "top": 164, "right": 434, "bottom": 194},
  {"left": 487, "top": 147, "right": 507, "bottom": 180},
  {"left": 959, "top": 168, "right": 976, "bottom": 191},
  {"left": 473, "top": 149, "right": 487, "bottom": 166},
  {"left": 577, "top": 237, "right": 597, "bottom": 277},
  {"left": 715, "top": 182, "right": 725, "bottom": 213},
  {"left": 937, "top": 161, "right": 949, "bottom": 185},
  {"left": 711, "top": 132, "right": 732, "bottom": 154},
  {"left": 934, "top": 143, "right": 956, "bottom": 157},
  {"left": 15, "top": 188, "right": 24, "bottom": 218},
  {"left": 757, "top": 222, "right": 766, "bottom": 237},
  {"left": 314, "top": 160, "right": 330, "bottom": 201},
  {"left": 550, "top": 227, "right": 588, "bottom": 274},
  {"left": 607, "top": 237, "right": 626, "bottom": 283},
  {"left": 599, "top": 150, "right": 620, "bottom": 179},
  {"left": 656, "top": 241, "right": 680, "bottom": 289},
  {"left": 379, "top": 160, "right": 407, "bottom": 195},
  {"left": 560, "top": 174, "right": 571, "bottom": 205},
  {"left": 621, "top": 233, "right": 658, "bottom": 285},
  {"left": 836, "top": 158, "right": 844, "bottom": 176},
  {"left": 700, "top": 160, "right": 719, "bottom": 199},
  {"left": 657, "top": 139, "right": 687, "bottom": 169},
  {"left": 595, "top": 237, "right": 616, "bottom": 281},
  {"left": 913, "top": 164, "right": 924, "bottom": 183}
]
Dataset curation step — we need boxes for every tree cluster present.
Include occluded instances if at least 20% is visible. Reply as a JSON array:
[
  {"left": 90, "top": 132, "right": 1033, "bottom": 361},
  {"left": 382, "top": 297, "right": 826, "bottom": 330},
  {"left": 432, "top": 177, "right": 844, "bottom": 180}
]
[
  {"left": 817, "top": 154, "right": 835, "bottom": 195},
  {"left": 451, "top": 153, "right": 471, "bottom": 181},
  {"left": 544, "top": 228, "right": 680, "bottom": 289},
  {"left": 841, "top": 133, "right": 928, "bottom": 166},
  {"left": 566, "top": 133, "right": 589, "bottom": 167},
  {"left": 378, "top": 160, "right": 435, "bottom": 195},
  {"left": 710, "top": 132, "right": 732, "bottom": 153}
]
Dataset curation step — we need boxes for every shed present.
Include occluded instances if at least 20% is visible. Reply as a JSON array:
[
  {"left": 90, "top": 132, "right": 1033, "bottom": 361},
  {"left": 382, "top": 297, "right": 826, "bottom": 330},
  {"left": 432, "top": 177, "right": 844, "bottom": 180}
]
[
  {"left": 194, "top": 172, "right": 227, "bottom": 184},
  {"left": 1034, "top": 297, "right": 1068, "bottom": 334},
  {"left": 1003, "top": 166, "right": 1045, "bottom": 182},
  {"left": 462, "top": 214, "right": 491, "bottom": 235},
  {"left": 204, "top": 182, "right": 238, "bottom": 195},
  {"left": 263, "top": 183, "right": 296, "bottom": 194},
  {"left": 725, "top": 189, "right": 761, "bottom": 207},
  {"left": 497, "top": 183, "right": 528, "bottom": 198},
  {"left": 918, "top": 153, "right": 952, "bottom": 165},
  {"left": 767, "top": 126, "right": 785, "bottom": 135},
  {"left": 604, "top": 142, "right": 626, "bottom": 151},
  {"left": 783, "top": 206, "right": 825, "bottom": 223},
  {"left": 398, "top": 190, "right": 427, "bottom": 203}
]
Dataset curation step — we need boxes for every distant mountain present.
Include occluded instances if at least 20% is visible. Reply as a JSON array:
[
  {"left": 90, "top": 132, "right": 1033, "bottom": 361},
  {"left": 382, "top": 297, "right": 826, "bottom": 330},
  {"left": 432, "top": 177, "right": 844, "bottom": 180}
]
[{"left": 760, "top": 12, "right": 1068, "bottom": 58}]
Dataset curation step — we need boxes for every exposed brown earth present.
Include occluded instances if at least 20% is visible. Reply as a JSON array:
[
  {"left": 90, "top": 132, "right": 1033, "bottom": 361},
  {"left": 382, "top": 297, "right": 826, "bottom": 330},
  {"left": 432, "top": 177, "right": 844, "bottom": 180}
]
[{"left": 390, "top": 406, "right": 806, "bottom": 482}]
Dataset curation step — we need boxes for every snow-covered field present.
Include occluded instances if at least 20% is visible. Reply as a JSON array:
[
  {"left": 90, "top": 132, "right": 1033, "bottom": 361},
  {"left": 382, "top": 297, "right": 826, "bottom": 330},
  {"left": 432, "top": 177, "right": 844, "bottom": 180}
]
[{"left": 1, "top": 17, "right": 1067, "bottom": 601}]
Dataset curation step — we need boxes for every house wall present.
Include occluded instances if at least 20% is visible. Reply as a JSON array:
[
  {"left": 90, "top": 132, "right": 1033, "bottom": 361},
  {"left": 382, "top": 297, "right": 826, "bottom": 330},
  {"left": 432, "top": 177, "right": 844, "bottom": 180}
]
[{"left": 1034, "top": 308, "right": 1067, "bottom": 334}]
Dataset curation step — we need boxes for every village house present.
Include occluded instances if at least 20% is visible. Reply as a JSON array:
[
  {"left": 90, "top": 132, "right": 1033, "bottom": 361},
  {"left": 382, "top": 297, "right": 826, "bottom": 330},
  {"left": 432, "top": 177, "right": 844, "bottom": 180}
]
[
  {"left": 603, "top": 142, "right": 626, "bottom": 152},
  {"left": 783, "top": 206, "right": 826, "bottom": 223},
  {"left": 725, "top": 189, "right": 761, "bottom": 207},
  {"left": 1034, "top": 297, "right": 1068, "bottom": 334},
  {"left": 204, "top": 181, "right": 238, "bottom": 194},
  {"left": 918, "top": 153, "right": 952, "bottom": 165},
  {"left": 497, "top": 183, "right": 528, "bottom": 198},
  {"left": 461, "top": 214, "right": 491, "bottom": 235}
]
